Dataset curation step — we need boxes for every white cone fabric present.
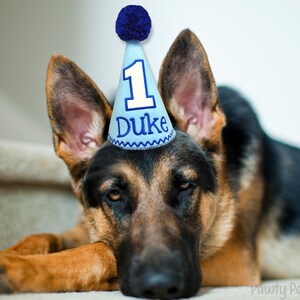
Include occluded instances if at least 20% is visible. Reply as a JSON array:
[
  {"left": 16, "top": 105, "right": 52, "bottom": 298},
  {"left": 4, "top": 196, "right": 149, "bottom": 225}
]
[{"left": 108, "top": 40, "right": 176, "bottom": 150}]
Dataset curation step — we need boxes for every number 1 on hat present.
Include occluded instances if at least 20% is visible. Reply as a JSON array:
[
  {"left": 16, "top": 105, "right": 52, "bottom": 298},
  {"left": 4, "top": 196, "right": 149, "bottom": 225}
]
[{"left": 124, "top": 60, "right": 156, "bottom": 111}]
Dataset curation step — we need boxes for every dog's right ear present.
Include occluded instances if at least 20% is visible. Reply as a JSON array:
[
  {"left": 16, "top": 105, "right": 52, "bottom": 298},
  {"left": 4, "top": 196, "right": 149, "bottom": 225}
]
[{"left": 46, "top": 55, "right": 112, "bottom": 179}]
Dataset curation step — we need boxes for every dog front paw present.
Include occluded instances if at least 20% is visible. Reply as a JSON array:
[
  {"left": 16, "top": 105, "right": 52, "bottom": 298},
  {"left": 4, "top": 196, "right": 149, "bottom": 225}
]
[
  {"left": 0, "top": 254, "right": 36, "bottom": 293},
  {"left": 0, "top": 265, "right": 13, "bottom": 294}
]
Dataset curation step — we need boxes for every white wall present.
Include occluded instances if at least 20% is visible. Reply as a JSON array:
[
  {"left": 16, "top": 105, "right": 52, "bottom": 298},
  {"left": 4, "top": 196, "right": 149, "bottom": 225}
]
[{"left": 1, "top": 0, "right": 300, "bottom": 146}]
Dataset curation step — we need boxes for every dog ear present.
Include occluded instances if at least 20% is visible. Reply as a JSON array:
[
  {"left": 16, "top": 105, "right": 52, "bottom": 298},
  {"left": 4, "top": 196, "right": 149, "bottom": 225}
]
[
  {"left": 46, "top": 54, "right": 112, "bottom": 179},
  {"left": 159, "top": 29, "right": 225, "bottom": 150}
]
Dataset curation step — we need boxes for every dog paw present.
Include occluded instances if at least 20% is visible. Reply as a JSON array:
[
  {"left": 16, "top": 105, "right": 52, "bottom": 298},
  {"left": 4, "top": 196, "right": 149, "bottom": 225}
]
[
  {"left": 0, "top": 260, "right": 14, "bottom": 293},
  {"left": 0, "top": 254, "right": 33, "bottom": 293}
]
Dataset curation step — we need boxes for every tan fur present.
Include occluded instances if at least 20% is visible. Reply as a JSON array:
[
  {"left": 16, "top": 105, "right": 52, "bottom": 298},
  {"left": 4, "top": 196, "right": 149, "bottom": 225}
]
[
  {"left": 201, "top": 238, "right": 260, "bottom": 286},
  {"left": 129, "top": 160, "right": 180, "bottom": 251},
  {"left": 1, "top": 234, "right": 64, "bottom": 256},
  {"left": 0, "top": 243, "right": 118, "bottom": 293}
]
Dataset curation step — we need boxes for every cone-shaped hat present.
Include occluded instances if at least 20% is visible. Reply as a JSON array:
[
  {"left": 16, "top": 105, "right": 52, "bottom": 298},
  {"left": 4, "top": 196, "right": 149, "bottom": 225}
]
[{"left": 108, "top": 5, "right": 176, "bottom": 150}]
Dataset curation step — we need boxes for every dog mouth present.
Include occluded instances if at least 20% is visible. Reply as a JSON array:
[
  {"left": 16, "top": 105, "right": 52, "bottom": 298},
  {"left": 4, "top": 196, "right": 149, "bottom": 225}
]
[{"left": 117, "top": 244, "right": 201, "bottom": 299}]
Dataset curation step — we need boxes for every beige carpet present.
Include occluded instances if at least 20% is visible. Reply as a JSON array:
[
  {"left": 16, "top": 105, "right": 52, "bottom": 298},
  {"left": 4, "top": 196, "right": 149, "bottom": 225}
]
[
  {"left": 2, "top": 280, "right": 300, "bottom": 299},
  {"left": 0, "top": 140, "right": 79, "bottom": 250}
]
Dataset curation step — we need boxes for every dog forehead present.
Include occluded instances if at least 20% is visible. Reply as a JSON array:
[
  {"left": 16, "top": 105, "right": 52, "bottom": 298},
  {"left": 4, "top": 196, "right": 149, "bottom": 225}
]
[
  {"left": 88, "top": 131, "right": 207, "bottom": 182},
  {"left": 90, "top": 147, "right": 171, "bottom": 183}
]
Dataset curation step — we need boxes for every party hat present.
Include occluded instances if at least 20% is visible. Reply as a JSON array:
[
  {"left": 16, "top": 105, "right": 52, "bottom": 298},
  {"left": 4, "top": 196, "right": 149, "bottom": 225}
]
[{"left": 108, "top": 5, "right": 176, "bottom": 150}]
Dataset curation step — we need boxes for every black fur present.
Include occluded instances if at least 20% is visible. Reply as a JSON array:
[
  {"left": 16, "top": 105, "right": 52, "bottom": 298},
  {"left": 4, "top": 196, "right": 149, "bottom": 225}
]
[
  {"left": 265, "top": 139, "right": 300, "bottom": 234},
  {"left": 218, "top": 86, "right": 300, "bottom": 235},
  {"left": 219, "top": 86, "right": 263, "bottom": 194}
]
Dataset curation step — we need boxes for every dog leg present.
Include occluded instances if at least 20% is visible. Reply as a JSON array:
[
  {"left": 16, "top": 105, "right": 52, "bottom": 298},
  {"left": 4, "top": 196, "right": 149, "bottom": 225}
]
[
  {"left": 0, "top": 233, "right": 64, "bottom": 255},
  {"left": 0, "top": 242, "right": 118, "bottom": 293},
  {"left": 1, "top": 218, "right": 90, "bottom": 255}
]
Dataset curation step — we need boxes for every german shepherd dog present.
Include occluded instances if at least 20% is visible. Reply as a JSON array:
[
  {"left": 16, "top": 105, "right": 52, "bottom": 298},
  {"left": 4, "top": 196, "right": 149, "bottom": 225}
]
[{"left": 1, "top": 29, "right": 300, "bottom": 299}]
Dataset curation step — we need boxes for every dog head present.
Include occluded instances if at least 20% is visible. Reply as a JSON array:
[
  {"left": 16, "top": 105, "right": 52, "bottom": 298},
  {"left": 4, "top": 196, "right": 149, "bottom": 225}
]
[{"left": 46, "top": 29, "right": 234, "bottom": 299}]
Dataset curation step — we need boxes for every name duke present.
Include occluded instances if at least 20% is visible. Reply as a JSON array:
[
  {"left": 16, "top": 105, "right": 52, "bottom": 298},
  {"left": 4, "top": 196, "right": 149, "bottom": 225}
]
[{"left": 116, "top": 113, "right": 169, "bottom": 137}]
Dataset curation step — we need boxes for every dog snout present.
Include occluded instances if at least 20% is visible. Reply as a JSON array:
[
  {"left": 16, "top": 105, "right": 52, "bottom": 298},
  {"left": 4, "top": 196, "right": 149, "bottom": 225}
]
[
  {"left": 128, "top": 250, "right": 188, "bottom": 299},
  {"left": 118, "top": 237, "right": 201, "bottom": 299},
  {"left": 135, "top": 270, "right": 184, "bottom": 299}
]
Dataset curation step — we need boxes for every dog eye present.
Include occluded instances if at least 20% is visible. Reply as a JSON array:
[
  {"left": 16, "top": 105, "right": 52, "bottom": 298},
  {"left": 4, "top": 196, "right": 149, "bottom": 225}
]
[
  {"left": 179, "top": 182, "right": 191, "bottom": 191},
  {"left": 107, "top": 190, "right": 121, "bottom": 201}
]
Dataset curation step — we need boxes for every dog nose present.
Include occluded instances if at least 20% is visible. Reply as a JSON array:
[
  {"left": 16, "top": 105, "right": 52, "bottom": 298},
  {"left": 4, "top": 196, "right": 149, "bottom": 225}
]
[{"left": 135, "top": 271, "right": 184, "bottom": 299}]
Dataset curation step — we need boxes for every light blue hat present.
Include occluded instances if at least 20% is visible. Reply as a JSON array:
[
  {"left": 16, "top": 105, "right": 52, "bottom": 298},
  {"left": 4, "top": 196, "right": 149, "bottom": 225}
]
[{"left": 108, "top": 5, "right": 176, "bottom": 150}]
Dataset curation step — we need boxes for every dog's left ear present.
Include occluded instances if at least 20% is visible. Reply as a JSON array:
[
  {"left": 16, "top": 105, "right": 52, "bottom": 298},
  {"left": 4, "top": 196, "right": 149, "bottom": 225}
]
[{"left": 159, "top": 29, "right": 225, "bottom": 149}]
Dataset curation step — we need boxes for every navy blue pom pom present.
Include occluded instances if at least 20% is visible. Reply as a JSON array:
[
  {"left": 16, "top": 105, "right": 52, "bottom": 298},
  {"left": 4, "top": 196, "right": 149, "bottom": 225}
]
[{"left": 116, "top": 5, "right": 151, "bottom": 42}]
